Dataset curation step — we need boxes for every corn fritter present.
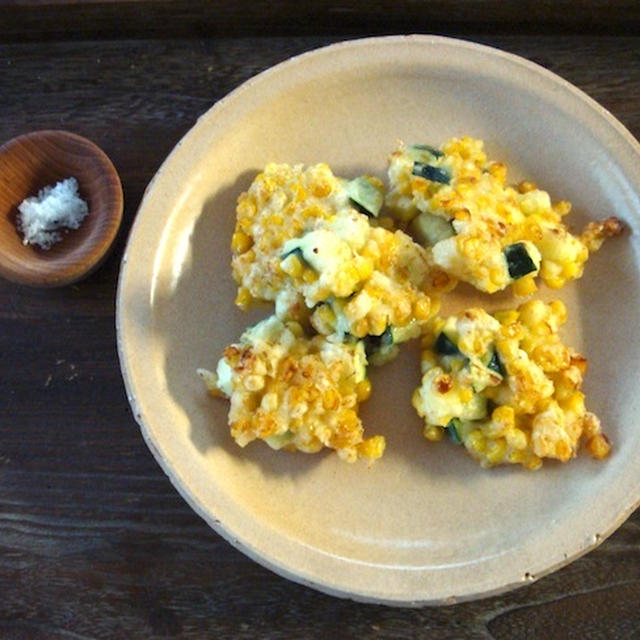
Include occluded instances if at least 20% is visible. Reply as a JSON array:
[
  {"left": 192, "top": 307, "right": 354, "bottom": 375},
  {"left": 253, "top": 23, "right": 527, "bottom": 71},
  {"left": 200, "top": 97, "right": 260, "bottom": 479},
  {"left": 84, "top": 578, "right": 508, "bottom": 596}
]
[{"left": 413, "top": 301, "right": 610, "bottom": 469}]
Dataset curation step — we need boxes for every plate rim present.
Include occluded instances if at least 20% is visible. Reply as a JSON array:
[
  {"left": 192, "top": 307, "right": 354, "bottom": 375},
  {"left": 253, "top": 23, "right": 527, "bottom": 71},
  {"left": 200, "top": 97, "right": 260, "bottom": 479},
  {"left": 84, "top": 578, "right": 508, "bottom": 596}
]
[{"left": 116, "top": 34, "right": 640, "bottom": 606}]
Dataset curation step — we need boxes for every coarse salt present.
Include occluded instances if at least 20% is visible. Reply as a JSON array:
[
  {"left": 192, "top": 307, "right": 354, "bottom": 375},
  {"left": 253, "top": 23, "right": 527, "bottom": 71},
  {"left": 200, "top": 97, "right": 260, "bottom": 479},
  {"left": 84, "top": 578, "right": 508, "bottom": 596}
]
[{"left": 17, "top": 177, "right": 89, "bottom": 250}]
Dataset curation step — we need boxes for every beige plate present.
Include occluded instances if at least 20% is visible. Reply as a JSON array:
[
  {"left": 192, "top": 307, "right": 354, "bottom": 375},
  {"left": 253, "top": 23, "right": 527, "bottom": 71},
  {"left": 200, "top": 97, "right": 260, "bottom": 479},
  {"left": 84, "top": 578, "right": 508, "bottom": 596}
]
[{"left": 117, "top": 35, "right": 640, "bottom": 605}]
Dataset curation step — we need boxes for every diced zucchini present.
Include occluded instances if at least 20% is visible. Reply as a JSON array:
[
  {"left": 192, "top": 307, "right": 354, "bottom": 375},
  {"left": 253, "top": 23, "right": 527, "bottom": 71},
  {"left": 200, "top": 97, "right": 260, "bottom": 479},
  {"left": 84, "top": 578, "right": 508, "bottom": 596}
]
[
  {"left": 389, "top": 320, "right": 421, "bottom": 345},
  {"left": 409, "top": 143, "right": 444, "bottom": 158},
  {"left": 346, "top": 176, "right": 384, "bottom": 218},
  {"left": 486, "top": 349, "right": 506, "bottom": 377},
  {"left": 280, "top": 246, "right": 309, "bottom": 266},
  {"left": 434, "top": 331, "right": 461, "bottom": 357},
  {"left": 265, "top": 431, "right": 295, "bottom": 450},
  {"left": 504, "top": 242, "right": 537, "bottom": 279},
  {"left": 460, "top": 393, "right": 488, "bottom": 421},
  {"left": 409, "top": 211, "right": 455, "bottom": 246},
  {"left": 364, "top": 326, "right": 398, "bottom": 366},
  {"left": 446, "top": 418, "right": 462, "bottom": 444},
  {"left": 364, "top": 326, "right": 394, "bottom": 358},
  {"left": 412, "top": 162, "right": 450, "bottom": 184}
]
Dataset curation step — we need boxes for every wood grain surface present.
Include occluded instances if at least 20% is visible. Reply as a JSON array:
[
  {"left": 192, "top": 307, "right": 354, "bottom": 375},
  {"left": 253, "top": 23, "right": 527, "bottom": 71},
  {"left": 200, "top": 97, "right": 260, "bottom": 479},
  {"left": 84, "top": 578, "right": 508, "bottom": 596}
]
[{"left": 1, "top": 12, "right": 640, "bottom": 638}]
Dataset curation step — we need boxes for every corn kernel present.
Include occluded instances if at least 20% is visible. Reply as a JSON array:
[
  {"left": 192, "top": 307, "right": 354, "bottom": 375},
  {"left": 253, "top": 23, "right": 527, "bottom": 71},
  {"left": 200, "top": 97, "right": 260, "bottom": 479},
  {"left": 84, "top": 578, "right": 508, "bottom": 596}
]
[
  {"left": 494, "top": 313, "right": 519, "bottom": 331},
  {"left": 586, "top": 434, "right": 611, "bottom": 459},
  {"left": 524, "top": 454, "right": 542, "bottom": 471},
  {"left": 413, "top": 297, "right": 432, "bottom": 321},
  {"left": 549, "top": 300, "right": 567, "bottom": 324},
  {"left": 302, "top": 268, "right": 318, "bottom": 284},
  {"left": 355, "top": 379, "right": 372, "bottom": 402},
  {"left": 553, "top": 200, "right": 572, "bottom": 216},
  {"left": 555, "top": 440, "right": 573, "bottom": 462},
  {"left": 352, "top": 319, "right": 369, "bottom": 339},
  {"left": 423, "top": 425, "right": 444, "bottom": 441},
  {"left": 467, "top": 429, "right": 486, "bottom": 453},
  {"left": 322, "top": 389, "right": 340, "bottom": 411},
  {"left": 486, "top": 438, "right": 507, "bottom": 464},
  {"left": 368, "top": 315, "right": 387, "bottom": 337},
  {"left": 235, "top": 287, "right": 253, "bottom": 309},
  {"left": 512, "top": 275, "right": 537, "bottom": 297},
  {"left": 281, "top": 254, "right": 303, "bottom": 278},
  {"left": 517, "top": 180, "right": 537, "bottom": 193},
  {"left": 231, "top": 230, "right": 253, "bottom": 254},
  {"left": 355, "top": 257, "right": 374, "bottom": 281},
  {"left": 357, "top": 435, "right": 386, "bottom": 461}
]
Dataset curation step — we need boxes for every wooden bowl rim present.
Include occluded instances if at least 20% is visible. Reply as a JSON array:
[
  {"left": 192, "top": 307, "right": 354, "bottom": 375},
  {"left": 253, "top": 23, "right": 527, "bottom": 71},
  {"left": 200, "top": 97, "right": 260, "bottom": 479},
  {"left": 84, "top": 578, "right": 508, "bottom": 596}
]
[{"left": 0, "top": 129, "right": 124, "bottom": 287}]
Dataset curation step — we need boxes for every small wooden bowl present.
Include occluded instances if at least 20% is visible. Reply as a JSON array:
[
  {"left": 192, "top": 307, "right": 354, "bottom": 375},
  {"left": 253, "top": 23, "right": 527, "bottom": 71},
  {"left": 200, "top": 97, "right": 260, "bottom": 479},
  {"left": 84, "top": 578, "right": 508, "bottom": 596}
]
[{"left": 0, "top": 130, "right": 123, "bottom": 287}]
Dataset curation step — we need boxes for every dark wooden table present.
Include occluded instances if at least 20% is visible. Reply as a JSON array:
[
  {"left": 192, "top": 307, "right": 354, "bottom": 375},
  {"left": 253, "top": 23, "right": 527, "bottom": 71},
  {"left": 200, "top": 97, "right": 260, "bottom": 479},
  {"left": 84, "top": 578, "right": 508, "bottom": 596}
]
[{"left": 2, "top": 3, "right": 640, "bottom": 637}]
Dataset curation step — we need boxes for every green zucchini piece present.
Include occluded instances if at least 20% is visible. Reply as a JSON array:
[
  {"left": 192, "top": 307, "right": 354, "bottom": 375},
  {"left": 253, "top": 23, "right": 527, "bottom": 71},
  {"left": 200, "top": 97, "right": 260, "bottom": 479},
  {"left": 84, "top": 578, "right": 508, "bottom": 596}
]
[
  {"left": 412, "top": 161, "right": 451, "bottom": 185},
  {"left": 410, "top": 143, "right": 444, "bottom": 158},
  {"left": 504, "top": 242, "right": 537, "bottom": 279},
  {"left": 409, "top": 211, "right": 455, "bottom": 246},
  {"left": 446, "top": 418, "right": 463, "bottom": 445},
  {"left": 346, "top": 176, "right": 384, "bottom": 218},
  {"left": 434, "top": 332, "right": 461, "bottom": 357},
  {"left": 364, "top": 326, "right": 394, "bottom": 358},
  {"left": 280, "top": 246, "right": 311, "bottom": 268},
  {"left": 265, "top": 430, "right": 295, "bottom": 450},
  {"left": 486, "top": 349, "right": 506, "bottom": 377}
]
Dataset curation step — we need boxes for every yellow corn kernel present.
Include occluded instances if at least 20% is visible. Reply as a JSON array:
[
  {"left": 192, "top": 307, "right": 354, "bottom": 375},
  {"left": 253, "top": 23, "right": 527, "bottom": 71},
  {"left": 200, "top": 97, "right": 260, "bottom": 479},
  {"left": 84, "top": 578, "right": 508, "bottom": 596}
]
[
  {"left": 311, "top": 180, "right": 331, "bottom": 198},
  {"left": 231, "top": 230, "right": 253, "bottom": 254},
  {"left": 549, "top": 300, "right": 567, "bottom": 324},
  {"left": 355, "top": 257, "right": 374, "bottom": 281},
  {"left": 368, "top": 315, "right": 387, "bottom": 338},
  {"left": 238, "top": 217, "right": 253, "bottom": 233},
  {"left": 413, "top": 297, "right": 432, "bottom": 321},
  {"left": 586, "top": 434, "right": 611, "bottom": 459},
  {"left": 302, "top": 268, "right": 318, "bottom": 284},
  {"left": 322, "top": 389, "right": 340, "bottom": 411},
  {"left": 423, "top": 425, "right": 444, "bottom": 442},
  {"left": 524, "top": 454, "right": 542, "bottom": 471},
  {"left": 485, "top": 438, "right": 507, "bottom": 464},
  {"left": 492, "top": 405, "right": 515, "bottom": 426},
  {"left": 235, "top": 287, "right": 253, "bottom": 309},
  {"left": 487, "top": 162, "right": 506, "bottom": 183},
  {"left": 545, "top": 276, "right": 566, "bottom": 289},
  {"left": 518, "top": 299, "right": 547, "bottom": 327},
  {"left": 564, "top": 391, "right": 585, "bottom": 415},
  {"left": 460, "top": 387, "right": 473, "bottom": 403},
  {"left": 352, "top": 319, "right": 369, "bottom": 339},
  {"left": 357, "top": 435, "right": 386, "bottom": 461},
  {"left": 453, "top": 208, "right": 471, "bottom": 222},
  {"left": 517, "top": 180, "right": 537, "bottom": 193},
  {"left": 494, "top": 309, "right": 519, "bottom": 326},
  {"left": 555, "top": 440, "right": 573, "bottom": 462},
  {"left": 313, "top": 304, "right": 336, "bottom": 330},
  {"left": 467, "top": 429, "right": 486, "bottom": 453},
  {"left": 285, "top": 321, "right": 304, "bottom": 338},
  {"left": 281, "top": 255, "right": 303, "bottom": 279},
  {"left": 507, "top": 428, "right": 528, "bottom": 451},
  {"left": 512, "top": 275, "right": 537, "bottom": 297},
  {"left": 553, "top": 200, "right": 572, "bottom": 216},
  {"left": 561, "top": 261, "right": 581, "bottom": 280},
  {"left": 267, "top": 214, "right": 284, "bottom": 226},
  {"left": 355, "top": 379, "right": 372, "bottom": 402}
]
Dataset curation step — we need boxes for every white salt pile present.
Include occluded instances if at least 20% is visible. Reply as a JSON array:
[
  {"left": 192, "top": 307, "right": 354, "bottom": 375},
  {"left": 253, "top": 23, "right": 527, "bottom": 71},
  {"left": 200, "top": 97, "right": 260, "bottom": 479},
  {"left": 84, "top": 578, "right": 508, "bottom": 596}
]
[{"left": 17, "top": 177, "right": 89, "bottom": 249}]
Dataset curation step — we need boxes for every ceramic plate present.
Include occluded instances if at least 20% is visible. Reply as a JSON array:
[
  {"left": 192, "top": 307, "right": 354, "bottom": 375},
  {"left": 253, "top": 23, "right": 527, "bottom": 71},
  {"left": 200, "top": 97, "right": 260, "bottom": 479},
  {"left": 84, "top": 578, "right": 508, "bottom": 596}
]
[{"left": 117, "top": 35, "right": 640, "bottom": 605}]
